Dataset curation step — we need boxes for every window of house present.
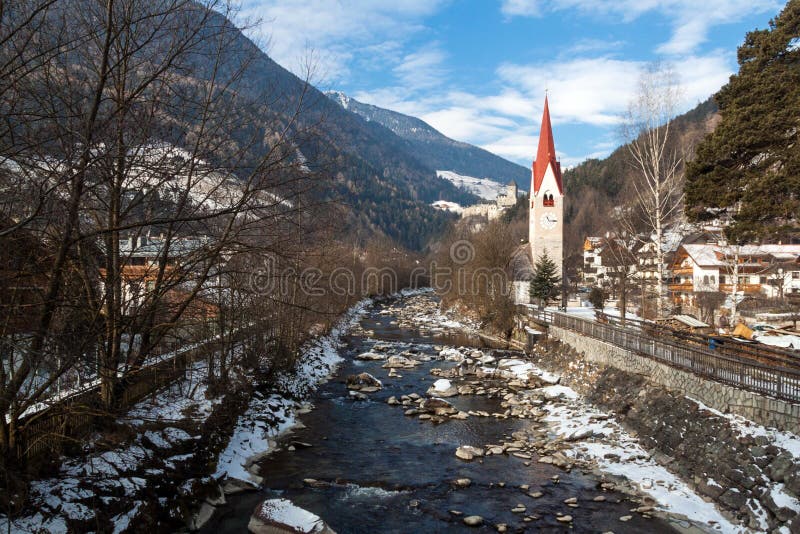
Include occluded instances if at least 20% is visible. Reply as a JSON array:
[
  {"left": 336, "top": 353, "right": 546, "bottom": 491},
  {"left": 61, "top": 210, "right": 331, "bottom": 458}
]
[
  {"left": 703, "top": 275, "right": 709, "bottom": 285},
  {"left": 760, "top": 276, "right": 767, "bottom": 284},
  {"left": 710, "top": 275, "right": 716, "bottom": 284},
  {"left": 793, "top": 271, "right": 800, "bottom": 279},
  {"left": 719, "top": 275, "right": 726, "bottom": 284}
]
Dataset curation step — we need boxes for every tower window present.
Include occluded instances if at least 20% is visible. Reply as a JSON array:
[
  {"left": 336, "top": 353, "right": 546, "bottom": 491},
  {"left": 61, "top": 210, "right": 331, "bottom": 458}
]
[{"left": 543, "top": 192, "right": 554, "bottom": 207}]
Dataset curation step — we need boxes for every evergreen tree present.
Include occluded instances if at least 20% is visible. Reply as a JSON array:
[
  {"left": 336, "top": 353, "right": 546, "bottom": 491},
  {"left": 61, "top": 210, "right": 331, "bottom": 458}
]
[
  {"left": 588, "top": 287, "right": 606, "bottom": 310},
  {"left": 529, "top": 251, "right": 561, "bottom": 308},
  {"left": 685, "top": 1, "right": 800, "bottom": 241}
]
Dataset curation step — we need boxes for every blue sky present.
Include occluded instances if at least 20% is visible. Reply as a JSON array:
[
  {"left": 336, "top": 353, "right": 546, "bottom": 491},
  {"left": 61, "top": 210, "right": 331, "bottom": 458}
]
[{"left": 238, "top": 0, "right": 784, "bottom": 170}]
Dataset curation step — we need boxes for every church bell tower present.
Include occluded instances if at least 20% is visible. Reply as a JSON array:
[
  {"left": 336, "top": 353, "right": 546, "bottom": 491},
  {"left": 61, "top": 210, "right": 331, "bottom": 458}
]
[{"left": 529, "top": 96, "right": 564, "bottom": 278}]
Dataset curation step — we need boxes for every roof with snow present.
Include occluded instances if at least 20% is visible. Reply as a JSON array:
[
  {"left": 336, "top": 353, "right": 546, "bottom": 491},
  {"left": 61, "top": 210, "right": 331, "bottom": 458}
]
[
  {"left": 531, "top": 96, "right": 563, "bottom": 195},
  {"left": 678, "top": 243, "right": 800, "bottom": 268}
]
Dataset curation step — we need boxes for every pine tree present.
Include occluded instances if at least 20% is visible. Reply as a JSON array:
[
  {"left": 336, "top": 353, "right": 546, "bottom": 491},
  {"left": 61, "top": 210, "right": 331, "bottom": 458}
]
[
  {"left": 685, "top": 1, "right": 800, "bottom": 241},
  {"left": 529, "top": 251, "right": 561, "bottom": 308}
]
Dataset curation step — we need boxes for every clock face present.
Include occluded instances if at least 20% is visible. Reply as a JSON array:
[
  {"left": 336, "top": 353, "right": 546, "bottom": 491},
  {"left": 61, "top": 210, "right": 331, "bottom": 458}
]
[{"left": 540, "top": 213, "right": 557, "bottom": 230}]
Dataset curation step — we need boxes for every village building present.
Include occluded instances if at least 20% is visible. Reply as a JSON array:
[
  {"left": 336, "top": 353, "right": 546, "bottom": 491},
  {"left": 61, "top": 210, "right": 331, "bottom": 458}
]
[
  {"left": 529, "top": 96, "right": 564, "bottom": 278},
  {"left": 667, "top": 243, "right": 800, "bottom": 313}
]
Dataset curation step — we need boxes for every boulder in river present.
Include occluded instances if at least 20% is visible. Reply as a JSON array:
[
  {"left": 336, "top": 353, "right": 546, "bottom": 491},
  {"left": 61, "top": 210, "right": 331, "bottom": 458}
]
[
  {"left": 439, "top": 348, "right": 465, "bottom": 361},
  {"left": 426, "top": 378, "right": 458, "bottom": 397},
  {"left": 248, "top": 498, "right": 336, "bottom": 534},
  {"left": 355, "top": 352, "right": 384, "bottom": 361},
  {"left": 345, "top": 373, "right": 382, "bottom": 391},
  {"left": 455, "top": 445, "right": 485, "bottom": 461},
  {"left": 382, "top": 355, "right": 419, "bottom": 369},
  {"left": 420, "top": 397, "right": 458, "bottom": 416},
  {"left": 463, "top": 515, "right": 484, "bottom": 527}
]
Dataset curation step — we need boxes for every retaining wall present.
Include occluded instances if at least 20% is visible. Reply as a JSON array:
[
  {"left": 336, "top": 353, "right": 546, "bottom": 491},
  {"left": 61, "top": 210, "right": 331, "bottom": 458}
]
[{"left": 550, "top": 325, "right": 800, "bottom": 434}]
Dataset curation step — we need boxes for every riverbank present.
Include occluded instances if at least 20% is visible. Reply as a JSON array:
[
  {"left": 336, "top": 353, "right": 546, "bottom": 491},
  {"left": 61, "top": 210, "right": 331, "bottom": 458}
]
[
  {"left": 0, "top": 292, "right": 402, "bottom": 532},
  {"left": 201, "top": 291, "right": 681, "bottom": 533},
  {"left": 530, "top": 337, "right": 800, "bottom": 533}
]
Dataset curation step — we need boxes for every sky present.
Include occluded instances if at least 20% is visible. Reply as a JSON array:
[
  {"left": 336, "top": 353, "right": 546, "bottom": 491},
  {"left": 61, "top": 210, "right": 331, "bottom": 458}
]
[{"left": 237, "top": 0, "right": 785, "bottom": 170}]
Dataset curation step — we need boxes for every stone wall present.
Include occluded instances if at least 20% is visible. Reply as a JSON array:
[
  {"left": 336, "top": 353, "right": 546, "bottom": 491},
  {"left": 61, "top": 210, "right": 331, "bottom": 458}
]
[
  {"left": 526, "top": 337, "right": 800, "bottom": 531},
  {"left": 549, "top": 325, "right": 800, "bottom": 435}
]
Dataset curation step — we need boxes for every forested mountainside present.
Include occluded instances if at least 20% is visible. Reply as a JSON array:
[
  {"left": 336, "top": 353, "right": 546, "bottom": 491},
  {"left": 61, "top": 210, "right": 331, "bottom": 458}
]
[
  {"left": 562, "top": 98, "right": 720, "bottom": 258},
  {"left": 327, "top": 91, "right": 530, "bottom": 187},
  {"left": 11, "top": 3, "right": 479, "bottom": 251}
]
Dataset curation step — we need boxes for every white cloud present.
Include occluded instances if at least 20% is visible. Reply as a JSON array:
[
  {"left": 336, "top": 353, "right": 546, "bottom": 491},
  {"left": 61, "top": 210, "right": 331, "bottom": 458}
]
[
  {"left": 501, "top": 0, "right": 542, "bottom": 17},
  {"left": 499, "top": 0, "right": 781, "bottom": 55},
  {"left": 355, "top": 51, "right": 733, "bottom": 166},
  {"left": 235, "top": 0, "right": 762, "bottom": 168},
  {"left": 394, "top": 46, "right": 448, "bottom": 90},
  {"left": 237, "top": 0, "right": 446, "bottom": 83}
]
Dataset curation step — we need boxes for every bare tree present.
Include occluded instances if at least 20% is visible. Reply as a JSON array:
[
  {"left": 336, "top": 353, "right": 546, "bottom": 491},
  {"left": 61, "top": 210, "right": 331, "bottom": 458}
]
[
  {"left": 0, "top": 0, "right": 331, "bottom": 458},
  {"left": 622, "top": 63, "right": 685, "bottom": 319}
]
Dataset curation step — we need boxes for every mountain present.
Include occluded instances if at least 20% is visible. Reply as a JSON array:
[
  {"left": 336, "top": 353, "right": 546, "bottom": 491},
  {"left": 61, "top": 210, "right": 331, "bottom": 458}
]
[
  {"left": 175, "top": 14, "right": 484, "bottom": 250},
  {"left": 326, "top": 91, "right": 530, "bottom": 187},
  {"left": 562, "top": 98, "right": 720, "bottom": 260}
]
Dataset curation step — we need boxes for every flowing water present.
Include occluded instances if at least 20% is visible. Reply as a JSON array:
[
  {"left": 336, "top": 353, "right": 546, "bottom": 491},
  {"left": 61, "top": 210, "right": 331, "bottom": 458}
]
[{"left": 202, "top": 298, "right": 676, "bottom": 533}]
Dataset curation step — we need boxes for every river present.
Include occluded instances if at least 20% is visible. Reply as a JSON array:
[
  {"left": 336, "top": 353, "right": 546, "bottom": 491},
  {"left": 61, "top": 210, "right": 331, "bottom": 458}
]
[{"left": 201, "top": 294, "right": 676, "bottom": 533}]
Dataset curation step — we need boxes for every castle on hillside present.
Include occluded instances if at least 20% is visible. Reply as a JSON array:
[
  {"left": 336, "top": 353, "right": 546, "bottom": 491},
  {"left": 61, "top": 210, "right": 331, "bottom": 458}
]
[{"left": 459, "top": 180, "right": 519, "bottom": 220}]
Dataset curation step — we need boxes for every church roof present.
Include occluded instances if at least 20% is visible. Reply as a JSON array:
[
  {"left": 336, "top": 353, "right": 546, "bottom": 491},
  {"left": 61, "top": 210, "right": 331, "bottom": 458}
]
[{"left": 532, "top": 96, "right": 563, "bottom": 195}]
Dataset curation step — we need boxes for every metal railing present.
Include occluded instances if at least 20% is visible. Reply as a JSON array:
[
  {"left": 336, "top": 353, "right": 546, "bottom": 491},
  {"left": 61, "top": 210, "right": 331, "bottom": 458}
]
[{"left": 524, "top": 307, "right": 800, "bottom": 404}]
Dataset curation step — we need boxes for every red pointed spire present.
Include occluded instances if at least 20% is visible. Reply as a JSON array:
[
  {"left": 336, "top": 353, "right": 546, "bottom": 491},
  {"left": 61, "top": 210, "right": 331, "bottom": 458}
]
[{"left": 531, "top": 96, "right": 563, "bottom": 195}]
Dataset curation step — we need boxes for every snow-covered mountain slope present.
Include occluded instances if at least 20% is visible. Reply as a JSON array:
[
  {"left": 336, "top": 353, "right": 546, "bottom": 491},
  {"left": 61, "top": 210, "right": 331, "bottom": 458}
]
[
  {"left": 436, "top": 170, "right": 511, "bottom": 201},
  {"left": 326, "top": 91, "right": 530, "bottom": 186}
]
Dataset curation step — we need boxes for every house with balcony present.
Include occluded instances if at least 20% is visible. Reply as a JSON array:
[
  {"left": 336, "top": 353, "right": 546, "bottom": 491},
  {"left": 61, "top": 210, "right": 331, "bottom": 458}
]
[
  {"left": 668, "top": 243, "right": 800, "bottom": 314},
  {"left": 581, "top": 236, "right": 607, "bottom": 286},
  {"left": 581, "top": 235, "right": 638, "bottom": 291}
]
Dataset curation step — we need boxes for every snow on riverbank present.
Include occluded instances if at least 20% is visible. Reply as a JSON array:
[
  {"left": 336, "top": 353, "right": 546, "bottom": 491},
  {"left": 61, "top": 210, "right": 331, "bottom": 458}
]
[
  {"left": 687, "top": 397, "right": 800, "bottom": 459},
  {"left": 1, "top": 361, "right": 217, "bottom": 533},
  {"left": 686, "top": 396, "right": 800, "bottom": 528},
  {"left": 215, "top": 297, "right": 373, "bottom": 486},
  {"left": 0, "top": 295, "right": 378, "bottom": 533},
  {"left": 535, "top": 371, "right": 741, "bottom": 532}
]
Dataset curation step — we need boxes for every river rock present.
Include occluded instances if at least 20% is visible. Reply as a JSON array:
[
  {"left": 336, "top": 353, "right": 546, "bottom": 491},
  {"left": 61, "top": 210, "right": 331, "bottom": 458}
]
[
  {"left": 455, "top": 446, "right": 484, "bottom": 461},
  {"left": 205, "top": 484, "right": 226, "bottom": 506},
  {"left": 355, "top": 351, "right": 384, "bottom": 361},
  {"left": 303, "top": 479, "right": 330, "bottom": 488},
  {"left": 248, "top": 498, "right": 335, "bottom": 534},
  {"left": 222, "top": 478, "right": 259, "bottom": 495},
  {"left": 565, "top": 428, "right": 593, "bottom": 441},
  {"left": 189, "top": 502, "right": 216, "bottom": 530},
  {"left": 440, "top": 348, "right": 465, "bottom": 361},
  {"left": 382, "top": 355, "right": 419, "bottom": 369},
  {"left": 427, "top": 379, "right": 458, "bottom": 397},
  {"left": 463, "top": 516, "right": 484, "bottom": 527},
  {"left": 345, "top": 373, "right": 382, "bottom": 391},
  {"left": 420, "top": 397, "right": 458, "bottom": 416},
  {"left": 556, "top": 515, "right": 572, "bottom": 523},
  {"left": 452, "top": 478, "right": 472, "bottom": 488}
]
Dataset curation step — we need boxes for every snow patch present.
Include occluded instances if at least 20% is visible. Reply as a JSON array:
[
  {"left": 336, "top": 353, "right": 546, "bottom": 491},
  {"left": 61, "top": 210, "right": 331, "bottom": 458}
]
[{"left": 254, "top": 498, "right": 325, "bottom": 533}]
